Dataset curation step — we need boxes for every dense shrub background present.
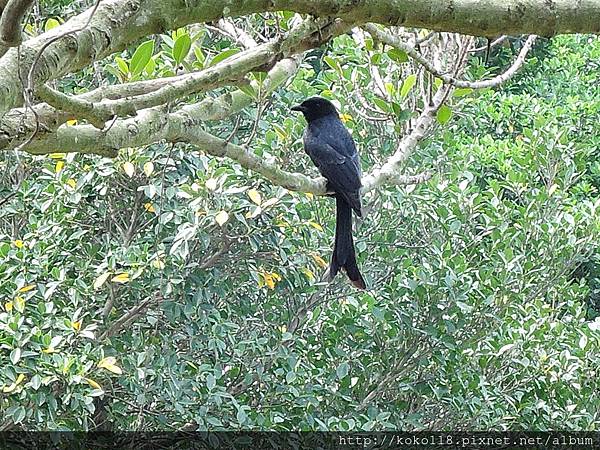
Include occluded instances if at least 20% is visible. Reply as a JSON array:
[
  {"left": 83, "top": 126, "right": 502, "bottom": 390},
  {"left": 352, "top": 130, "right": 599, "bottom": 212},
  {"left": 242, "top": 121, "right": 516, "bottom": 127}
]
[{"left": 0, "top": 8, "right": 599, "bottom": 431}]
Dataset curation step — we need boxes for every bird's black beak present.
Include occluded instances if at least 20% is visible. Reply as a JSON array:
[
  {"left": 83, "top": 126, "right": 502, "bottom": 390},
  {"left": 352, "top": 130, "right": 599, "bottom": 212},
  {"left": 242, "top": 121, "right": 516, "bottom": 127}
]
[{"left": 291, "top": 105, "right": 304, "bottom": 112}]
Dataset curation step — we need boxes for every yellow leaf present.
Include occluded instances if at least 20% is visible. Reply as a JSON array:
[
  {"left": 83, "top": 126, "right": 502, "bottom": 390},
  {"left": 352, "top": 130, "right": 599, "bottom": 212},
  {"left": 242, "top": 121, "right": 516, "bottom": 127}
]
[
  {"left": 55, "top": 161, "right": 64, "bottom": 173},
  {"left": 93, "top": 272, "right": 111, "bottom": 290},
  {"left": 548, "top": 184, "right": 559, "bottom": 196},
  {"left": 247, "top": 188, "right": 262, "bottom": 205},
  {"left": 1, "top": 374, "right": 24, "bottom": 394},
  {"left": 42, "top": 347, "right": 56, "bottom": 354},
  {"left": 205, "top": 178, "right": 218, "bottom": 191},
  {"left": 18, "top": 284, "right": 35, "bottom": 293},
  {"left": 152, "top": 258, "right": 165, "bottom": 269},
  {"left": 301, "top": 268, "right": 315, "bottom": 280},
  {"left": 14, "top": 240, "right": 24, "bottom": 248},
  {"left": 4, "top": 301, "right": 13, "bottom": 312},
  {"left": 44, "top": 18, "right": 60, "bottom": 31},
  {"left": 14, "top": 296, "right": 25, "bottom": 313},
  {"left": 144, "top": 202, "right": 156, "bottom": 213},
  {"left": 85, "top": 378, "right": 102, "bottom": 389},
  {"left": 305, "top": 192, "right": 314, "bottom": 200},
  {"left": 339, "top": 113, "right": 352, "bottom": 123},
  {"left": 98, "top": 357, "right": 123, "bottom": 375},
  {"left": 309, "top": 221, "right": 323, "bottom": 232},
  {"left": 72, "top": 321, "right": 81, "bottom": 331},
  {"left": 262, "top": 197, "right": 279, "bottom": 208},
  {"left": 273, "top": 125, "right": 287, "bottom": 141},
  {"left": 143, "top": 161, "right": 154, "bottom": 177},
  {"left": 66, "top": 119, "right": 77, "bottom": 126},
  {"left": 98, "top": 356, "right": 116, "bottom": 367},
  {"left": 49, "top": 153, "right": 66, "bottom": 159},
  {"left": 312, "top": 254, "right": 328, "bottom": 268},
  {"left": 215, "top": 211, "right": 229, "bottom": 226},
  {"left": 66, "top": 178, "right": 77, "bottom": 188},
  {"left": 122, "top": 162, "right": 135, "bottom": 177},
  {"left": 260, "top": 271, "right": 281, "bottom": 290},
  {"left": 263, "top": 272, "right": 275, "bottom": 290},
  {"left": 111, "top": 272, "right": 130, "bottom": 283}
]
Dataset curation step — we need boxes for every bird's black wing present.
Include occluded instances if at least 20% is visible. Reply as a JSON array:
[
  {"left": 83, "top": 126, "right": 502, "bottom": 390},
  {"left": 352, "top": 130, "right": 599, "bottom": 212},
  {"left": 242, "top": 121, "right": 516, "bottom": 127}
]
[
  {"left": 303, "top": 133, "right": 362, "bottom": 215},
  {"left": 316, "top": 119, "right": 362, "bottom": 176}
]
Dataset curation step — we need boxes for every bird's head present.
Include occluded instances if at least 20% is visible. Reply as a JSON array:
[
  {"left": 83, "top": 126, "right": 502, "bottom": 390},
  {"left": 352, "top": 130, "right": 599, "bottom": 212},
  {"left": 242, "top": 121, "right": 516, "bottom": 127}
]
[{"left": 291, "top": 96, "right": 338, "bottom": 122}]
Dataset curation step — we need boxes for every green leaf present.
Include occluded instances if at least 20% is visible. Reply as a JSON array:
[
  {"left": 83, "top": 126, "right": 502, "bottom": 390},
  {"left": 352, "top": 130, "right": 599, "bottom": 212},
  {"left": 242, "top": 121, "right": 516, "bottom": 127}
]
[
  {"left": 238, "top": 84, "right": 256, "bottom": 99},
  {"left": 236, "top": 408, "right": 248, "bottom": 424},
  {"left": 130, "top": 40, "right": 155, "bottom": 77},
  {"left": 12, "top": 406, "right": 26, "bottom": 424},
  {"left": 251, "top": 71, "right": 267, "bottom": 83},
  {"left": 209, "top": 48, "right": 240, "bottom": 67},
  {"left": 336, "top": 362, "right": 349, "bottom": 379},
  {"left": 145, "top": 57, "right": 157, "bottom": 75},
  {"left": 115, "top": 57, "right": 129, "bottom": 75},
  {"left": 387, "top": 48, "right": 408, "bottom": 63},
  {"left": 373, "top": 97, "right": 391, "bottom": 113},
  {"left": 286, "top": 371, "right": 296, "bottom": 383},
  {"left": 323, "top": 55, "right": 341, "bottom": 73},
  {"left": 453, "top": 87, "right": 473, "bottom": 98},
  {"left": 30, "top": 375, "right": 42, "bottom": 390},
  {"left": 436, "top": 105, "right": 452, "bottom": 125},
  {"left": 172, "top": 34, "right": 192, "bottom": 65},
  {"left": 206, "top": 374, "right": 216, "bottom": 390},
  {"left": 397, "top": 108, "right": 412, "bottom": 121},
  {"left": 400, "top": 74, "right": 417, "bottom": 98},
  {"left": 10, "top": 348, "right": 21, "bottom": 364},
  {"left": 193, "top": 47, "right": 205, "bottom": 67}
]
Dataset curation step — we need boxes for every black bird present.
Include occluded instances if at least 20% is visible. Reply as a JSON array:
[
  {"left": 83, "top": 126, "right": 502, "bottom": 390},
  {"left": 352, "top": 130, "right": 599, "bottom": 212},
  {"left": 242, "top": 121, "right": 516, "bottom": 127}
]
[{"left": 291, "top": 97, "right": 366, "bottom": 289}]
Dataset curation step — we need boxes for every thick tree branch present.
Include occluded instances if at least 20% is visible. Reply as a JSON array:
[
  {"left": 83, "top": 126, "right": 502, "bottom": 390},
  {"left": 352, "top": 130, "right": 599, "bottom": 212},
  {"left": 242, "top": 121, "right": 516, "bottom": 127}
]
[
  {"left": 35, "top": 18, "right": 345, "bottom": 129},
  {"left": 0, "top": 38, "right": 481, "bottom": 197},
  {"left": 9, "top": 87, "right": 436, "bottom": 194},
  {"left": 0, "top": 16, "right": 344, "bottom": 149},
  {"left": 0, "top": 55, "right": 302, "bottom": 152},
  {"left": 0, "top": 0, "right": 597, "bottom": 119},
  {"left": 190, "top": 56, "right": 301, "bottom": 122},
  {"left": 36, "top": 84, "right": 108, "bottom": 128},
  {"left": 0, "top": 2, "right": 569, "bottom": 198},
  {"left": 0, "top": 0, "right": 33, "bottom": 57}
]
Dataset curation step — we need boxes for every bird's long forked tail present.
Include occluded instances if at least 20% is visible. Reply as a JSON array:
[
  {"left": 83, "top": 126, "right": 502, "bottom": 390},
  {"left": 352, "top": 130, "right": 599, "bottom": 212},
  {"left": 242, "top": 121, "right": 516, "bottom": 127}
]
[{"left": 326, "top": 195, "right": 366, "bottom": 290}]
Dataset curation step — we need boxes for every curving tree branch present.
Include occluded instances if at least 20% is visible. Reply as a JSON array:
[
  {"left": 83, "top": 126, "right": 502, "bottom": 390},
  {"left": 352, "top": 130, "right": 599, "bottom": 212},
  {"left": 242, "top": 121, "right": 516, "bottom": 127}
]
[
  {"left": 0, "top": 0, "right": 571, "bottom": 202},
  {"left": 0, "top": 0, "right": 33, "bottom": 57},
  {"left": 0, "top": 0, "right": 597, "bottom": 120},
  {"left": 35, "top": 18, "right": 348, "bottom": 129},
  {"left": 365, "top": 24, "right": 538, "bottom": 89}
]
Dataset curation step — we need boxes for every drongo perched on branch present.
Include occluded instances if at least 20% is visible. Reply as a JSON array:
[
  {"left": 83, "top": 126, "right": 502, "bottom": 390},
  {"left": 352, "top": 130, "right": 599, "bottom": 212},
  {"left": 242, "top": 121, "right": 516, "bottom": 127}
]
[{"left": 291, "top": 97, "right": 366, "bottom": 289}]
